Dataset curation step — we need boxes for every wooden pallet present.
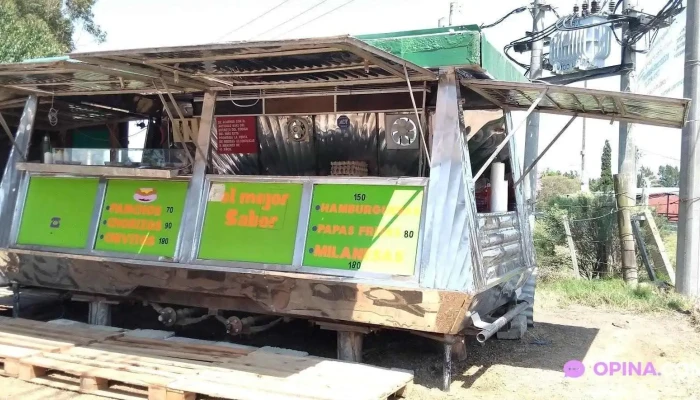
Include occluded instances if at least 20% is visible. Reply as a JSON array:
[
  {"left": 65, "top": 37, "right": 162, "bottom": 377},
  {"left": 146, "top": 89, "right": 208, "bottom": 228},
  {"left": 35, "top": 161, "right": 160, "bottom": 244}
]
[
  {"left": 0, "top": 316, "right": 124, "bottom": 377},
  {"left": 0, "top": 318, "right": 413, "bottom": 400}
]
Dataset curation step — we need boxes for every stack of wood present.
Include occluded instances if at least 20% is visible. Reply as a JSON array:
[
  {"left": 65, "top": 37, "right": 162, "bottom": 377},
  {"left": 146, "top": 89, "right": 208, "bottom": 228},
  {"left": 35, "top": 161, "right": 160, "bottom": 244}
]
[
  {"left": 0, "top": 317, "right": 413, "bottom": 400},
  {"left": 330, "top": 161, "right": 368, "bottom": 177}
]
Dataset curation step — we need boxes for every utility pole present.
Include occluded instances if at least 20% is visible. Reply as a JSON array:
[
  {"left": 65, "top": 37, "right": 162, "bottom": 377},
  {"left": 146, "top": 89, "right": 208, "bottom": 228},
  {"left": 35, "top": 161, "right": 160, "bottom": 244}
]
[
  {"left": 520, "top": 0, "right": 545, "bottom": 329},
  {"left": 619, "top": 0, "right": 637, "bottom": 197},
  {"left": 677, "top": 0, "right": 700, "bottom": 296},
  {"left": 524, "top": 0, "right": 545, "bottom": 218},
  {"left": 614, "top": 174, "right": 638, "bottom": 284},
  {"left": 617, "top": 0, "right": 637, "bottom": 261},
  {"left": 581, "top": 80, "right": 589, "bottom": 192}
]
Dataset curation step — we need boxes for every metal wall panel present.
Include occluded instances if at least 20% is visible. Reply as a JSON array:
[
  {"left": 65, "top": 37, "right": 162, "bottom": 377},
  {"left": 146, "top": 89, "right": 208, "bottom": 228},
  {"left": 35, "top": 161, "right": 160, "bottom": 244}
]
[
  {"left": 378, "top": 113, "right": 420, "bottom": 177},
  {"left": 478, "top": 212, "right": 524, "bottom": 286},
  {"left": 420, "top": 71, "right": 480, "bottom": 292},
  {"left": 0, "top": 96, "right": 37, "bottom": 249},
  {"left": 258, "top": 116, "right": 316, "bottom": 176},
  {"left": 313, "top": 113, "right": 378, "bottom": 176}
]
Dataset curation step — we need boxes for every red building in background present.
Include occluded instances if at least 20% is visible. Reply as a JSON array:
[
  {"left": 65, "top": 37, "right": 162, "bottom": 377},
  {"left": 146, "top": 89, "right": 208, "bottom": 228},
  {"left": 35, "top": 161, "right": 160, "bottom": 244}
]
[{"left": 639, "top": 188, "right": 679, "bottom": 222}]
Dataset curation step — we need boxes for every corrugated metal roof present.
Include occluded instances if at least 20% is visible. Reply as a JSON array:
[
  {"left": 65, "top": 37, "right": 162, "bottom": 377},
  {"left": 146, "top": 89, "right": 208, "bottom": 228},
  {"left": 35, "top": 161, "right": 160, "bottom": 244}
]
[
  {"left": 72, "top": 36, "right": 437, "bottom": 92},
  {"left": 0, "top": 36, "right": 436, "bottom": 97},
  {"left": 0, "top": 59, "right": 193, "bottom": 96},
  {"left": 461, "top": 78, "right": 690, "bottom": 129}
]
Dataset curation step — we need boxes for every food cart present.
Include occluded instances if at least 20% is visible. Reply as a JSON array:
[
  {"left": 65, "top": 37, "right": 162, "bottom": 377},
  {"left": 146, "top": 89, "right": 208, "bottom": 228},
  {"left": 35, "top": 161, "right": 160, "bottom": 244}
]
[{"left": 0, "top": 31, "right": 689, "bottom": 390}]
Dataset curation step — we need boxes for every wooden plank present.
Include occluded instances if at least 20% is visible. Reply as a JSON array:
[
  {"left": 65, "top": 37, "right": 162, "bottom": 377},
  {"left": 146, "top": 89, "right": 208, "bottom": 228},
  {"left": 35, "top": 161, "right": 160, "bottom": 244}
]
[
  {"left": 81, "top": 376, "right": 109, "bottom": 392},
  {"left": 0, "top": 324, "right": 118, "bottom": 344},
  {"left": 0, "top": 332, "right": 80, "bottom": 349},
  {"left": 0, "top": 318, "right": 411, "bottom": 400},
  {"left": 167, "top": 379, "right": 299, "bottom": 400},
  {"left": 0, "top": 317, "right": 124, "bottom": 339},
  {"left": 109, "top": 336, "right": 252, "bottom": 356},
  {"left": 64, "top": 347, "right": 218, "bottom": 371},
  {"left": 38, "top": 352, "right": 185, "bottom": 380},
  {"left": 87, "top": 343, "right": 233, "bottom": 363},
  {"left": 18, "top": 355, "right": 176, "bottom": 387},
  {"left": 644, "top": 209, "right": 676, "bottom": 285},
  {"left": 0, "top": 337, "right": 68, "bottom": 352}
]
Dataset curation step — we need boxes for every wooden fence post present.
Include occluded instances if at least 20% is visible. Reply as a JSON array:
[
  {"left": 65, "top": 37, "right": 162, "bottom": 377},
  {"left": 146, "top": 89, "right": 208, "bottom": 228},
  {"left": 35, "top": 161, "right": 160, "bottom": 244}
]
[{"left": 562, "top": 216, "right": 579, "bottom": 279}]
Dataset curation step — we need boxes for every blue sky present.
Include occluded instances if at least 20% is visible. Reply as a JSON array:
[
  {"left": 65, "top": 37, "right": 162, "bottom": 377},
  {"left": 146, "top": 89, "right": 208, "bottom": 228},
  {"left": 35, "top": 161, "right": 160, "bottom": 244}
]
[{"left": 74, "top": 0, "right": 681, "bottom": 179}]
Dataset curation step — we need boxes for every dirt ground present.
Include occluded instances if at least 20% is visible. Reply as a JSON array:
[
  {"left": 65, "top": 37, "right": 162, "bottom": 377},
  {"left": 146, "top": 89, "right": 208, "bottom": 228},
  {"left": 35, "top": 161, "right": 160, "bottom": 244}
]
[{"left": 0, "top": 300, "right": 699, "bottom": 400}]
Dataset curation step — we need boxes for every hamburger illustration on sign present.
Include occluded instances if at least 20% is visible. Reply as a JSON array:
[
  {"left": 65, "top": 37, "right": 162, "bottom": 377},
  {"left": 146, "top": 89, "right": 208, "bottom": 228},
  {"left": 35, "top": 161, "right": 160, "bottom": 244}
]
[{"left": 134, "top": 188, "right": 158, "bottom": 203}]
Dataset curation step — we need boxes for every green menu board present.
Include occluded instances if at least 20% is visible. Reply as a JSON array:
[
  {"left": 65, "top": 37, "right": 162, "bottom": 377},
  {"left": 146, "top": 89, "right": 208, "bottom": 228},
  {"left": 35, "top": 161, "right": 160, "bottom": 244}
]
[
  {"left": 17, "top": 177, "right": 99, "bottom": 248},
  {"left": 198, "top": 182, "right": 303, "bottom": 264},
  {"left": 303, "top": 184, "right": 424, "bottom": 275},
  {"left": 94, "top": 180, "right": 188, "bottom": 257}
]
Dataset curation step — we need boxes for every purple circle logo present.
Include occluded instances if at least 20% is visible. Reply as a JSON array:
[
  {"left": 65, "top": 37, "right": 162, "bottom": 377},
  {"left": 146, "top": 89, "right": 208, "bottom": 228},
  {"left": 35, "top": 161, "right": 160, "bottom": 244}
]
[{"left": 564, "top": 360, "right": 585, "bottom": 378}]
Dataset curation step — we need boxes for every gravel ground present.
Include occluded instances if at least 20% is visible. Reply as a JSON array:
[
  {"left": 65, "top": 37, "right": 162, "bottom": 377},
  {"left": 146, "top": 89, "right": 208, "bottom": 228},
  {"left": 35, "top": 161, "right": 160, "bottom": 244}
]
[{"left": 1, "top": 299, "right": 698, "bottom": 400}]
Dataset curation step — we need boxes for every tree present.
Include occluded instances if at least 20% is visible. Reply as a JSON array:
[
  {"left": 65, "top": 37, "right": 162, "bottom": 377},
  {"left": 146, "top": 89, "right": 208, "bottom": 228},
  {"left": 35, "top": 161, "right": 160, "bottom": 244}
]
[
  {"left": 637, "top": 166, "right": 658, "bottom": 188},
  {"left": 537, "top": 172, "right": 580, "bottom": 206},
  {"left": 590, "top": 140, "right": 613, "bottom": 192},
  {"left": 657, "top": 164, "right": 680, "bottom": 187},
  {"left": 0, "top": 0, "right": 105, "bottom": 63},
  {"left": 563, "top": 170, "right": 579, "bottom": 179}
]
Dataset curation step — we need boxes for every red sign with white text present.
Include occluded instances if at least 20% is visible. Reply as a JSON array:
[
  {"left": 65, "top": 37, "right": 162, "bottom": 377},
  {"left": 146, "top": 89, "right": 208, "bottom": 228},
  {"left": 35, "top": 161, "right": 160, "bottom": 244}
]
[{"left": 216, "top": 116, "right": 258, "bottom": 154}]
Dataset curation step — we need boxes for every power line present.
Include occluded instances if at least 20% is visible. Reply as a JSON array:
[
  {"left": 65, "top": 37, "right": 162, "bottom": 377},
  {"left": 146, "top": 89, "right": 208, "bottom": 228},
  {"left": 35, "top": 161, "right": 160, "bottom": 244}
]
[
  {"left": 252, "top": 0, "right": 331, "bottom": 40},
  {"left": 273, "top": 0, "right": 358, "bottom": 39},
  {"left": 215, "top": 0, "right": 293, "bottom": 42},
  {"left": 481, "top": 6, "right": 527, "bottom": 29},
  {"left": 637, "top": 147, "right": 680, "bottom": 162}
]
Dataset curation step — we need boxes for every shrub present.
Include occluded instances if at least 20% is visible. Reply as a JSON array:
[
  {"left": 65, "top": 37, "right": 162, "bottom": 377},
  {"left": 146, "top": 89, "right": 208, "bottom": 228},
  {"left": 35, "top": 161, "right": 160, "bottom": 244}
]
[{"left": 536, "top": 192, "right": 618, "bottom": 279}]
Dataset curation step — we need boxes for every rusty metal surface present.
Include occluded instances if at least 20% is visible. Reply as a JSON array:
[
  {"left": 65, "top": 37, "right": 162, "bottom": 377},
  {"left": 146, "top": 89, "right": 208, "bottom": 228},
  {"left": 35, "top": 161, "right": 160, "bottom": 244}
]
[
  {"left": 73, "top": 37, "right": 437, "bottom": 91},
  {"left": 0, "top": 61, "right": 154, "bottom": 95},
  {"left": 0, "top": 251, "right": 472, "bottom": 334},
  {"left": 460, "top": 78, "right": 690, "bottom": 129}
]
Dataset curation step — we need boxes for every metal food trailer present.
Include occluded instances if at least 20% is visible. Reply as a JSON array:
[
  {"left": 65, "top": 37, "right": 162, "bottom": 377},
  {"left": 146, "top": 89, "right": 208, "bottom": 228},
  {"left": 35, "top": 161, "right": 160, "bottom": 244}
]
[{"left": 0, "top": 27, "right": 689, "bottom": 390}]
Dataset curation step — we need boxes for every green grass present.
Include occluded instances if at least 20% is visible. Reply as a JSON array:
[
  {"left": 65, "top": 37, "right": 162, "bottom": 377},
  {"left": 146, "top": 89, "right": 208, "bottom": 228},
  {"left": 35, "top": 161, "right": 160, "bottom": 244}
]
[{"left": 539, "top": 278, "right": 694, "bottom": 314}]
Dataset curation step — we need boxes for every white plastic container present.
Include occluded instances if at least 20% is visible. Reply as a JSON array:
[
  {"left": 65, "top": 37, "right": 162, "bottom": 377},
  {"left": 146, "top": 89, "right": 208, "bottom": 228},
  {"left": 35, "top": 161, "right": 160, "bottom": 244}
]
[{"left": 550, "top": 15, "right": 613, "bottom": 74}]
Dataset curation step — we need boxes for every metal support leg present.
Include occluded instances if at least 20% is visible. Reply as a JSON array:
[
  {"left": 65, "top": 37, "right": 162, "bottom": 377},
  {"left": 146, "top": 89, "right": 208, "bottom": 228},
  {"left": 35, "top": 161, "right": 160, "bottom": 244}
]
[
  {"left": 11, "top": 282, "right": 19, "bottom": 318},
  {"left": 442, "top": 342, "right": 452, "bottom": 392},
  {"left": 88, "top": 301, "right": 111, "bottom": 326}
]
